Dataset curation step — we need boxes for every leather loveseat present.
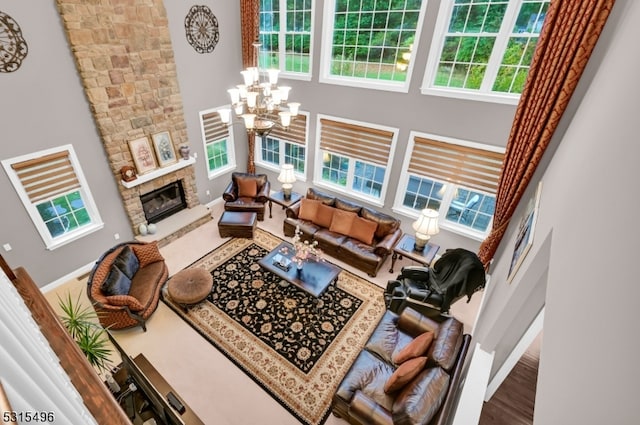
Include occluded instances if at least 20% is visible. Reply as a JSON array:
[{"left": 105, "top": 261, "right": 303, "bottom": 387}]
[
  {"left": 87, "top": 241, "right": 168, "bottom": 331},
  {"left": 332, "top": 307, "right": 471, "bottom": 425},
  {"left": 284, "top": 188, "right": 402, "bottom": 277}
]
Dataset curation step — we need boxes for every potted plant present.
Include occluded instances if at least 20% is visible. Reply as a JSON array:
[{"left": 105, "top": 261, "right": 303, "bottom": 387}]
[{"left": 57, "top": 292, "right": 113, "bottom": 377}]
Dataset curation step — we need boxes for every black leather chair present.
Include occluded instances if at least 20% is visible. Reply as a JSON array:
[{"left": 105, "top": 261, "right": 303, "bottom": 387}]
[{"left": 385, "top": 248, "right": 486, "bottom": 315}]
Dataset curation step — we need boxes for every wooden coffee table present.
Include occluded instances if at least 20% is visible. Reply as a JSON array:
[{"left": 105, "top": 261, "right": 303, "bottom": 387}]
[
  {"left": 389, "top": 233, "right": 440, "bottom": 273},
  {"left": 258, "top": 241, "right": 341, "bottom": 298}
]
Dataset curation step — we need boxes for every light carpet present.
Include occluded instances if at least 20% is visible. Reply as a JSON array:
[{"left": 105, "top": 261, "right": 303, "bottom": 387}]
[{"left": 161, "top": 228, "right": 386, "bottom": 425}]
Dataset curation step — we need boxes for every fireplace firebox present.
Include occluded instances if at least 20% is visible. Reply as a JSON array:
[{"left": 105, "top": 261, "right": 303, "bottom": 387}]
[{"left": 140, "top": 181, "right": 187, "bottom": 224}]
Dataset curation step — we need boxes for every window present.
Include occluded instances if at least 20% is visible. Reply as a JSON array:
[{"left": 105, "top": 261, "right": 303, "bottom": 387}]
[
  {"left": 199, "top": 107, "right": 236, "bottom": 178},
  {"left": 320, "top": 0, "right": 428, "bottom": 92},
  {"left": 394, "top": 132, "right": 504, "bottom": 239},
  {"left": 256, "top": 111, "right": 308, "bottom": 178},
  {"left": 316, "top": 115, "right": 397, "bottom": 205},
  {"left": 260, "top": 0, "right": 314, "bottom": 78},
  {"left": 422, "top": 0, "right": 550, "bottom": 103},
  {"left": 2, "top": 145, "right": 104, "bottom": 250}
]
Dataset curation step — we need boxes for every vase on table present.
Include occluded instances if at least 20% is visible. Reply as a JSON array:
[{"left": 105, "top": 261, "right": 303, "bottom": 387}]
[{"left": 296, "top": 261, "right": 303, "bottom": 277}]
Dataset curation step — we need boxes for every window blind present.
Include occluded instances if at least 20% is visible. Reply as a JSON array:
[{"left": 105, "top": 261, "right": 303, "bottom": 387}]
[
  {"left": 409, "top": 136, "right": 504, "bottom": 194},
  {"left": 11, "top": 151, "right": 80, "bottom": 203},
  {"left": 265, "top": 112, "right": 307, "bottom": 145},
  {"left": 201, "top": 110, "right": 230, "bottom": 143},
  {"left": 319, "top": 118, "right": 394, "bottom": 166}
]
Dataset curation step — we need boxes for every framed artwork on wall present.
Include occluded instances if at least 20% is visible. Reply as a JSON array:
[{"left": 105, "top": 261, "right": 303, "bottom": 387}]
[
  {"left": 151, "top": 131, "right": 177, "bottom": 167},
  {"left": 508, "top": 181, "right": 542, "bottom": 283},
  {"left": 128, "top": 136, "right": 157, "bottom": 175}
]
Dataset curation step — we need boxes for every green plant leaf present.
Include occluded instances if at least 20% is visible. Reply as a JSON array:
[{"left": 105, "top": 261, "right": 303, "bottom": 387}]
[{"left": 57, "top": 291, "right": 113, "bottom": 374}]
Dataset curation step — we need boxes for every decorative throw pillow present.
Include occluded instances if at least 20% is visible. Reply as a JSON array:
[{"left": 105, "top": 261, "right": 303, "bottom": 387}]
[
  {"left": 392, "top": 331, "right": 434, "bottom": 364},
  {"left": 361, "top": 207, "right": 399, "bottom": 240},
  {"left": 101, "top": 266, "right": 132, "bottom": 296},
  {"left": 329, "top": 209, "right": 358, "bottom": 235},
  {"left": 237, "top": 178, "right": 257, "bottom": 197},
  {"left": 313, "top": 204, "right": 336, "bottom": 228},
  {"left": 384, "top": 356, "right": 428, "bottom": 393},
  {"left": 131, "top": 242, "right": 164, "bottom": 268},
  {"left": 348, "top": 216, "right": 379, "bottom": 245},
  {"left": 112, "top": 245, "right": 139, "bottom": 279},
  {"left": 299, "top": 198, "right": 321, "bottom": 222}
]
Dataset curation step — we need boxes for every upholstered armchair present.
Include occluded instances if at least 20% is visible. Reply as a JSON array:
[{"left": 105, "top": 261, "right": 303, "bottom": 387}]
[{"left": 222, "top": 172, "right": 270, "bottom": 221}]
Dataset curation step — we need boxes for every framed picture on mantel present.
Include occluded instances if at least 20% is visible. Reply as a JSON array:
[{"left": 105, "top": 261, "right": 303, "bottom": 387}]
[
  {"left": 128, "top": 136, "right": 157, "bottom": 175},
  {"left": 508, "top": 181, "right": 542, "bottom": 283},
  {"left": 152, "top": 131, "right": 177, "bottom": 167}
]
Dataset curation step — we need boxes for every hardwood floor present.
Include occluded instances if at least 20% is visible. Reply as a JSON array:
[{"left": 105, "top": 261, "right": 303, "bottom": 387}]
[{"left": 479, "top": 348, "right": 539, "bottom": 425}]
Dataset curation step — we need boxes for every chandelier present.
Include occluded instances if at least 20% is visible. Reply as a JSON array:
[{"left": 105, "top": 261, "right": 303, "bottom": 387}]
[{"left": 218, "top": 42, "right": 300, "bottom": 138}]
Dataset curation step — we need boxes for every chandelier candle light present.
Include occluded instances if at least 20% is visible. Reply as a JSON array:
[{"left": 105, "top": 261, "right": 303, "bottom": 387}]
[
  {"left": 218, "top": 42, "right": 301, "bottom": 138},
  {"left": 412, "top": 208, "right": 440, "bottom": 251},
  {"left": 277, "top": 164, "right": 296, "bottom": 200}
]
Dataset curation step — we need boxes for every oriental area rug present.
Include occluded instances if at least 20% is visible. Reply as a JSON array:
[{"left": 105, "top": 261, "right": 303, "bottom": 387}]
[{"left": 161, "top": 228, "right": 386, "bottom": 425}]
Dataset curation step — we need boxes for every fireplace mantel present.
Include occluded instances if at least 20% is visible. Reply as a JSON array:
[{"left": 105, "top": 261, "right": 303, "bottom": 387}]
[{"left": 121, "top": 156, "right": 196, "bottom": 189}]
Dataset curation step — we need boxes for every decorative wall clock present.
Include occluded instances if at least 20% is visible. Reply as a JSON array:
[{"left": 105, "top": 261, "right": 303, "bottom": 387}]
[
  {"left": 184, "top": 5, "right": 219, "bottom": 54},
  {"left": 0, "top": 11, "right": 28, "bottom": 73}
]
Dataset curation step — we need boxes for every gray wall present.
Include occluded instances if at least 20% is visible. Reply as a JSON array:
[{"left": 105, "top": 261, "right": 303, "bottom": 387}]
[
  {"left": 472, "top": 1, "right": 640, "bottom": 423},
  {"left": 163, "top": 1, "right": 246, "bottom": 202},
  {"left": 0, "top": 2, "right": 132, "bottom": 284},
  {"left": 0, "top": 0, "right": 515, "bottom": 286}
]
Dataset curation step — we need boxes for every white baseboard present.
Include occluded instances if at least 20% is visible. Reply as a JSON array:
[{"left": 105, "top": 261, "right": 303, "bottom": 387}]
[{"left": 40, "top": 261, "right": 96, "bottom": 294}]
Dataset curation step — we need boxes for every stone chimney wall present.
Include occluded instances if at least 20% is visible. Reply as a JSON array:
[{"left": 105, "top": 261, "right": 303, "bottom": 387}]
[{"left": 55, "top": 0, "right": 198, "bottom": 232}]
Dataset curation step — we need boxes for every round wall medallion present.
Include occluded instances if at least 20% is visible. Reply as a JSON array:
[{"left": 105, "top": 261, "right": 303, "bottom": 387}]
[
  {"left": 0, "top": 11, "right": 28, "bottom": 73},
  {"left": 184, "top": 5, "right": 219, "bottom": 54}
]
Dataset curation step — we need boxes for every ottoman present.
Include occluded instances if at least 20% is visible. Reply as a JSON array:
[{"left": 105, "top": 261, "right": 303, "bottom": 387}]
[
  {"left": 218, "top": 211, "right": 257, "bottom": 238},
  {"left": 167, "top": 268, "right": 213, "bottom": 310}
]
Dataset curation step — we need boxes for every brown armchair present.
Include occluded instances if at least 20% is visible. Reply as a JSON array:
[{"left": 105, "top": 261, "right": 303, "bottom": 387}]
[
  {"left": 87, "top": 241, "right": 168, "bottom": 331},
  {"left": 222, "top": 172, "right": 270, "bottom": 221}
]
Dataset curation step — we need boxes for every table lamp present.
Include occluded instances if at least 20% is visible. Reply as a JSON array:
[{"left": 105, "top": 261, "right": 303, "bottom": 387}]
[
  {"left": 277, "top": 164, "right": 296, "bottom": 200},
  {"left": 412, "top": 208, "right": 439, "bottom": 251}
]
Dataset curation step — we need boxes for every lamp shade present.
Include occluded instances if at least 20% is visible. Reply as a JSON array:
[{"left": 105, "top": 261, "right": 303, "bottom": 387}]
[
  {"left": 217, "top": 108, "right": 231, "bottom": 124},
  {"left": 278, "top": 164, "right": 296, "bottom": 184},
  {"left": 412, "top": 209, "right": 440, "bottom": 237}
]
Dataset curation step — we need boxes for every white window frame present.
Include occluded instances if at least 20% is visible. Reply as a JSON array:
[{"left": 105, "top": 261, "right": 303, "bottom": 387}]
[
  {"left": 199, "top": 106, "right": 237, "bottom": 179},
  {"left": 2, "top": 145, "right": 104, "bottom": 250},
  {"left": 260, "top": 0, "right": 315, "bottom": 81},
  {"left": 421, "top": 0, "right": 548, "bottom": 105},
  {"left": 255, "top": 111, "right": 309, "bottom": 181},
  {"left": 319, "top": 0, "right": 429, "bottom": 93},
  {"left": 392, "top": 132, "right": 504, "bottom": 241},
  {"left": 314, "top": 114, "right": 398, "bottom": 207}
]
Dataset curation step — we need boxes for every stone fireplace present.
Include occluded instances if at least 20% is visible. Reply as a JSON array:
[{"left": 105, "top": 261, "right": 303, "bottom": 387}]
[
  {"left": 55, "top": 0, "right": 209, "bottom": 238},
  {"left": 141, "top": 180, "right": 186, "bottom": 224}
]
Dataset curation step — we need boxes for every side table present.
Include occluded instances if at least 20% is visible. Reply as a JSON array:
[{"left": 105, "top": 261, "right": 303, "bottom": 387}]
[
  {"left": 267, "top": 190, "right": 303, "bottom": 218},
  {"left": 389, "top": 233, "right": 440, "bottom": 273}
]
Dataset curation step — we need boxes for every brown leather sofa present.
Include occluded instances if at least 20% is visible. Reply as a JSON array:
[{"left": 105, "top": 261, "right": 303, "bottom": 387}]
[
  {"left": 284, "top": 188, "right": 402, "bottom": 277},
  {"left": 332, "top": 307, "right": 471, "bottom": 425},
  {"left": 87, "top": 241, "right": 168, "bottom": 331},
  {"left": 222, "top": 172, "right": 270, "bottom": 221}
]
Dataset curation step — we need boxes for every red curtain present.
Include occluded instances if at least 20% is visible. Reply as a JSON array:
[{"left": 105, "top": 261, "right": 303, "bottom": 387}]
[
  {"left": 240, "top": 0, "right": 260, "bottom": 173},
  {"left": 478, "top": 0, "right": 616, "bottom": 267}
]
